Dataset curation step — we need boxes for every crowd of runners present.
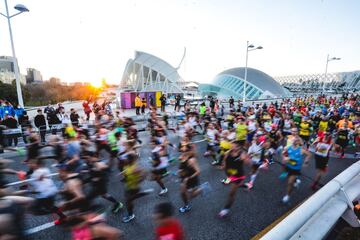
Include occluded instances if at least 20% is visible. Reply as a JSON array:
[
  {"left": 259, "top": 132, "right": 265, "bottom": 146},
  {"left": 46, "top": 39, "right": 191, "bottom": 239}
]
[{"left": 0, "top": 93, "right": 359, "bottom": 239}]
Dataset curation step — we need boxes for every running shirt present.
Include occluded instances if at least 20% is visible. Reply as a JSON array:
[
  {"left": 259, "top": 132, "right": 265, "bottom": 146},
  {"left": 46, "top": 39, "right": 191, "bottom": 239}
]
[
  {"left": 123, "top": 163, "right": 142, "bottom": 190},
  {"left": 219, "top": 140, "right": 232, "bottom": 155},
  {"left": 152, "top": 150, "right": 169, "bottom": 170},
  {"left": 299, "top": 122, "right": 311, "bottom": 136},
  {"left": 248, "top": 120, "right": 257, "bottom": 132},
  {"left": 286, "top": 146, "right": 303, "bottom": 170},
  {"left": 30, "top": 168, "right": 58, "bottom": 198},
  {"left": 199, "top": 106, "right": 206, "bottom": 115},
  {"left": 315, "top": 141, "right": 332, "bottom": 157},
  {"left": 108, "top": 132, "right": 118, "bottom": 151},
  {"left": 179, "top": 158, "right": 196, "bottom": 179},
  {"left": 206, "top": 129, "right": 218, "bottom": 145},
  {"left": 225, "top": 153, "right": 244, "bottom": 177},
  {"left": 235, "top": 124, "right": 247, "bottom": 141},
  {"left": 283, "top": 119, "right": 292, "bottom": 134},
  {"left": 264, "top": 121, "right": 272, "bottom": 132},
  {"left": 248, "top": 142, "right": 263, "bottom": 164},
  {"left": 318, "top": 121, "right": 328, "bottom": 132},
  {"left": 155, "top": 218, "right": 184, "bottom": 240}
]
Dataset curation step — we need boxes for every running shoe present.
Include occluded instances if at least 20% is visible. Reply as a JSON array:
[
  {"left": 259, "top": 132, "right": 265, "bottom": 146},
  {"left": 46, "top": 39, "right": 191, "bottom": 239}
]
[
  {"left": 159, "top": 188, "right": 168, "bottom": 196},
  {"left": 211, "top": 160, "right": 219, "bottom": 165},
  {"left": 218, "top": 208, "right": 230, "bottom": 218},
  {"left": 245, "top": 182, "right": 253, "bottom": 190},
  {"left": 122, "top": 214, "right": 135, "bottom": 223},
  {"left": 221, "top": 178, "right": 231, "bottom": 185},
  {"left": 294, "top": 179, "right": 301, "bottom": 188},
  {"left": 179, "top": 205, "right": 191, "bottom": 213},
  {"left": 54, "top": 216, "right": 67, "bottom": 225},
  {"left": 112, "top": 202, "right": 124, "bottom": 213},
  {"left": 282, "top": 195, "right": 290, "bottom": 203},
  {"left": 279, "top": 172, "right": 288, "bottom": 180},
  {"left": 259, "top": 160, "right": 269, "bottom": 170}
]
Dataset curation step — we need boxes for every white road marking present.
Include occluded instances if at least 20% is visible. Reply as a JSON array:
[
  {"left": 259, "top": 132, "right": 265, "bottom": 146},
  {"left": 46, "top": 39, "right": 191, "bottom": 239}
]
[{"left": 25, "top": 222, "right": 55, "bottom": 235}]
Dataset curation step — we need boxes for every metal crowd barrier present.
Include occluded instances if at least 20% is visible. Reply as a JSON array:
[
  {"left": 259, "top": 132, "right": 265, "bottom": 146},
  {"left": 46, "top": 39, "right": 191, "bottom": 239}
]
[{"left": 261, "top": 160, "right": 360, "bottom": 240}]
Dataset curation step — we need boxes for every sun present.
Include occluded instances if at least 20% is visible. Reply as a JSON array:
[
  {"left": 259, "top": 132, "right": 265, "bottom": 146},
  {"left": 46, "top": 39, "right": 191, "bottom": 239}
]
[{"left": 91, "top": 80, "right": 102, "bottom": 88}]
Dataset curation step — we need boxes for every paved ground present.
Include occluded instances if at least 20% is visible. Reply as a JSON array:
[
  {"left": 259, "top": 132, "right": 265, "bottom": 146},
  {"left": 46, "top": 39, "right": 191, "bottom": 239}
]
[{"left": 2, "top": 127, "right": 359, "bottom": 240}]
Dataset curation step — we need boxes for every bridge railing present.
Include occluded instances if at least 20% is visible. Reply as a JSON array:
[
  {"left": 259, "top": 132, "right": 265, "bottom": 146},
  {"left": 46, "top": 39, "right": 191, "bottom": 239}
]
[{"left": 261, "top": 160, "right": 360, "bottom": 240}]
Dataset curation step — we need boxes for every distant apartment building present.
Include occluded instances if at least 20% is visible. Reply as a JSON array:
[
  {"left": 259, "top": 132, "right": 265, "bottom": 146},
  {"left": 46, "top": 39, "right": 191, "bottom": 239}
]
[
  {"left": 0, "top": 56, "right": 26, "bottom": 84},
  {"left": 26, "top": 68, "right": 43, "bottom": 84},
  {"left": 68, "top": 82, "right": 91, "bottom": 86}
]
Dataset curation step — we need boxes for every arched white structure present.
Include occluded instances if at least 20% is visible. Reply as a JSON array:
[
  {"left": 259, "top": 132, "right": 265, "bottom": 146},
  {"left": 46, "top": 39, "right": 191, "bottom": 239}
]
[{"left": 121, "top": 51, "right": 185, "bottom": 94}]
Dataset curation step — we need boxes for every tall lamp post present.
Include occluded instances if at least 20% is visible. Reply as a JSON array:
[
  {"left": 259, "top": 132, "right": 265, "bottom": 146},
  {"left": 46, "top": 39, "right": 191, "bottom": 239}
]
[
  {"left": 323, "top": 54, "right": 341, "bottom": 93},
  {"left": 0, "top": 1, "right": 29, "bottom": 107},
  {"left": 243, "top": 41, "right": 263, "bottom": 103}
]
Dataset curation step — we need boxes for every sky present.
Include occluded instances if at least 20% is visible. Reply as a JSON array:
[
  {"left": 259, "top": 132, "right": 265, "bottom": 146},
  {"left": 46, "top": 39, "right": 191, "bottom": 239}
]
[{"left": 0, "top": 0, "right": 359, "bottom": 85}]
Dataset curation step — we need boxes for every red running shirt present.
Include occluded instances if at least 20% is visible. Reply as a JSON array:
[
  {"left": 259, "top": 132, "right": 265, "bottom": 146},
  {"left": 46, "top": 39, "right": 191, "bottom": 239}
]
[{"left": 156, "top": 219, "right": 184, "bottom": 240}]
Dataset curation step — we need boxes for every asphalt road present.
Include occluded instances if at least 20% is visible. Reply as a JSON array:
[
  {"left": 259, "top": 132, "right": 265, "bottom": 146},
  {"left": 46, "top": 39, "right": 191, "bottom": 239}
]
[{"left": 2, "top": 130, "right": 359, "bottom": 240}]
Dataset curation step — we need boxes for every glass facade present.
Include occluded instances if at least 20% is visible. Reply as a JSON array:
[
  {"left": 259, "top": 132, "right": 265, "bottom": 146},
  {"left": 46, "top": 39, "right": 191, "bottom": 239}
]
[{"left": 210, "top": 74, "right": 263, "bottom": 100}]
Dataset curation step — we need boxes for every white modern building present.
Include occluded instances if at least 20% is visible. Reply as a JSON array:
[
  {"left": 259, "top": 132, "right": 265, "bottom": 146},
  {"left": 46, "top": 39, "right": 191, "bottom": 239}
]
[
  {"left": 121, "top": 51, "right": 185, "bottom": 94},
  {"left": 199, "top": 67, "right": 290, "bottom": 100},
  {"left": 275, "top": 71, "right": 360, "bottom": 92}
]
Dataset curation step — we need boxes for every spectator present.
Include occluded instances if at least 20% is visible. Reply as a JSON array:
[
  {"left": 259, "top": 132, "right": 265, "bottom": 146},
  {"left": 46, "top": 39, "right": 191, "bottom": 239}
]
[
  {"left": 209, "top": 97, "right": 215, "bottom": 112},
  {"left": 92, "top": 101, "right": 101, "bottom": 118},
  {"left": 0, "top": 124, "right": 4, "bottom": 153},
  {"left": 149, "top": 96, "right": 155, "bottom": 110},
  {"left": 14, "top": 104, "right": 24, "bottom": 118},
  {"left": 135, "top": 94, "right": 141, "bottom": 115},
  {"left": 175, "top": 94, "right": 181, "bottom": 112},
  {"left": 44, "top": 104, "right": 54, "bottom": 115},
  {"left": 56, "top": 103, "right": 64, "bottom": 114},
  {"left": 2, "top": 114, "right": 19, "bottom": 147},
  {"left": 141, "top": 97, "right": 147, "bottom": 114},
  {"left": 229, "top": 96, "right": 234, "bottom": 109},
  {"left": 34, "top": 109, "right": 47, "bottom": 144},
  {"left": 18, "top": 110, "right": 30, "bottom": 144},
  {"left": 70, "top": 108, "right": 80, "bottom": 127},
  {"left": 46, "top": 105, "right": 60, "bottom": 135},
  {"left": 160, "top": 94, "right": 167, "bottom": 112},
  {"left": 82, "top": 100, "right": 92, "bottom": 121},
  {"left": 3, "top": 101, "right": 15, "bottom": 117},
  {"left": 0, "top": 100, "right": 4, "bottom": 120}
]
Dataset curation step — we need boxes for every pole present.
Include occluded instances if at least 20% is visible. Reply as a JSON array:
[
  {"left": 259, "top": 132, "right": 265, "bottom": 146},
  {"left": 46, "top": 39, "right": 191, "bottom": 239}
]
[
  {"left": 323, "top": 54, "right": 329, "bottom": 93},
  {"left": 5, "top": 0, "right": 24, "bottom": 107},
  {"left": 243, "top": 41, "right": 249, "bottom": 103}
]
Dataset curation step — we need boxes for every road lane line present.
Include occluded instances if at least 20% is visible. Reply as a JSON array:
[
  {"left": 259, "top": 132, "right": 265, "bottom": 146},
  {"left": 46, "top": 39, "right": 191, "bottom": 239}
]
[
  {"left": 25, "top": 222, "right": 55, "bottom": 235},
  {"left": 250, "top": 197, "right": 309, "bottom": 240}
]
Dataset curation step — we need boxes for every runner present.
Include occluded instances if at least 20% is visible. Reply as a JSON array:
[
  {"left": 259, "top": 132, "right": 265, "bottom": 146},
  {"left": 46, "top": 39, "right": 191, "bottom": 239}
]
[
  {"left": 82, "top": 152, "right": 123, "bottom": 214},
  {"left": 178, "top": 144, "right": 210, "bottom": 213},
  {"left": 245, "top": 132, "right": 269, "bottom": 190},
  {"left": 122, "top": 152, "right": 153, "bottom": 223},
  {"left": 218, "top": 142, "right": 248, "bottom": 217},
  {"left": 281, "top": 136, "right": 311, "bottom": 203},
  {"left": 311, "top": 132, "right": 333, "bottom": 190},
  {"left": 154, "top": 202, "right": 184, "bottom": 240},
  {"left": 150, "top": 141, "right": 169, "bottom": 196}
]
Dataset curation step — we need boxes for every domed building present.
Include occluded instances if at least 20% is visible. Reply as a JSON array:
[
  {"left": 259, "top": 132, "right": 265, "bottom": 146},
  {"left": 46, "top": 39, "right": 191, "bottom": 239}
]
[{"left": 199, "top": 67, "right": 289, "bottom": 100}]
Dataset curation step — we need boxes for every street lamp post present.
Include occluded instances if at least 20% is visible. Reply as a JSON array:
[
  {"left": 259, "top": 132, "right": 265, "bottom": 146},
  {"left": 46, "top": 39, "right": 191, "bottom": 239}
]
[
  {"left": 243, "top": 41, "right": 263, "bottom": 103},
  {"left": 323, "top": 54, "right": 341, "bottom": 93},
  {"left": 0, "top": 1, "right": 29, "bottom": 107}
]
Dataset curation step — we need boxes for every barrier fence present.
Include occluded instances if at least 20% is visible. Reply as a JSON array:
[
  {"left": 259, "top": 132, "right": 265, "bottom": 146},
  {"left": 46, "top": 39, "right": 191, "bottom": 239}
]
[{"left": 261, "top": 160, "right": 360, "bottom": 240}]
